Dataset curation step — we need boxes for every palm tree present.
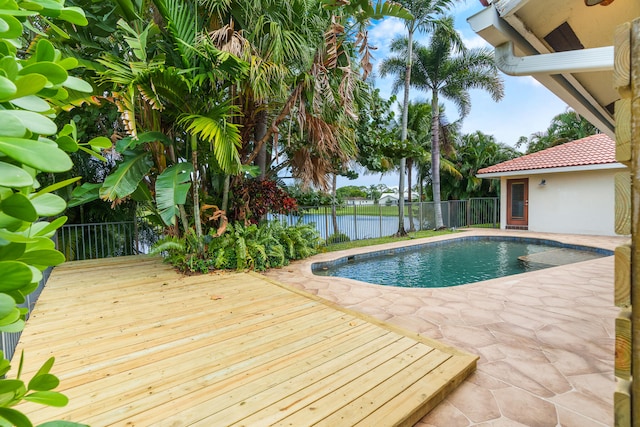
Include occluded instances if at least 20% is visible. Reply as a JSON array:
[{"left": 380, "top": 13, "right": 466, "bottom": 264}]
[
  {"left": 384, "top": 0, "right": 460, "bottom": 236},
  {"left": 442, "top": 131, "right": 518, "bottom": 200},
  {"left": 409, "top": 16, "right": 504, "bottom": 229},
  {"left": 519, "top": 109, "right": 599, "bottom": 154}
]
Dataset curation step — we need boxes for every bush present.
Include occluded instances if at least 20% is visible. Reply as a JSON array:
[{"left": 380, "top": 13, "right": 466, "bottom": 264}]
[
  {"left": 152, "top": 221, "right": 321, "bottom": 273},
  {"left": 327, "top": 233, "right": 350, "bottom": 245}
]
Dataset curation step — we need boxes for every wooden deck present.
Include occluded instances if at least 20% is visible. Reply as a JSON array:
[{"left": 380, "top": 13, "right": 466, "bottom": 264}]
[{"left": 12, "top": 255, "right": 477, "bottom": 426}]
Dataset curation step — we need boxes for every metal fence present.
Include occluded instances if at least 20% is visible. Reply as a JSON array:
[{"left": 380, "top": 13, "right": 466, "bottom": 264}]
[
  {"left": 57, "top": 220, "right": 162, "bottom": 261},
  {"left": 271, "top": 198, "right": 500, "bottom": 242}
]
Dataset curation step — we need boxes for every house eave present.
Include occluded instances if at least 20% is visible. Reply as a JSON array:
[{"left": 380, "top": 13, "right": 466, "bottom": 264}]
[
  {"left": 467, "top": 6, "right": 616, "bottom": 138},
  {"left": 477, "top": 162, "right": 627, "bottom": 178}
]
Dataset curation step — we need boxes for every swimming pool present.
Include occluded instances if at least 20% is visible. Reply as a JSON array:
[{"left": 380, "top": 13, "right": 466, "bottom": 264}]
[{"left": 312, "top": 236, "right": 612, "bottom": 288}]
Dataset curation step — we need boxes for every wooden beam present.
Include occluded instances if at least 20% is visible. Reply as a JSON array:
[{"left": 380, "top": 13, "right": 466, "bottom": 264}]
[
  {"left": 615, "top": 244, "right": 632, "bottom": 307},
  {"left": 615, "top": 378, "right": 632, "bottom": 427},
  {"left": 616, "top": 99, "right": 632, "bottom": 164},
  {"left": 615, "top": 172, "right": 631, "bottom": 235},
  {"left": 616, "top": 309, "right": 632, "bottom": 380},
  {"left": 629, "top": 17, "right": 640, "bottom": 426},
  {"left": 615, "top": 22, "right": 631, "bottom": 97}
]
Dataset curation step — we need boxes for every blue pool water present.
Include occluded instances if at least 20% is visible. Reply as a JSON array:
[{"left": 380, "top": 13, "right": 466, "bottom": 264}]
[{"left": 313, "top": 237, "right": 610, "bottom": 288}]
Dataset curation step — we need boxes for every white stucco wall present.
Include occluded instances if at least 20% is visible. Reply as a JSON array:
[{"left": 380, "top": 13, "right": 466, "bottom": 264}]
[{"left": 498, "top": 168, "right": 625, "bottom": 236}]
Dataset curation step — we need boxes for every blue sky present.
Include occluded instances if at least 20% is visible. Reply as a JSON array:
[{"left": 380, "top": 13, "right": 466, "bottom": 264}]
[{"left": 339, "top": 0, "right": 569, "bottom": 189}]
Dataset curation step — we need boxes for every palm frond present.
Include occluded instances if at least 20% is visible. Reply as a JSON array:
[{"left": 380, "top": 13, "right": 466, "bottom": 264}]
[{"left": 179, "top": 106, "right": 242, "bottom": 174}]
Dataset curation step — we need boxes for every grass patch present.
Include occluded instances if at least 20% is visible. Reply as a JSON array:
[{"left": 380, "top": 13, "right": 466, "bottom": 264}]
[
  {"left": 300, "top": 205, "right": 420, "bottom": 217},
  {"left": 323, "top": 229, "right": 458, "bottom": 252}
]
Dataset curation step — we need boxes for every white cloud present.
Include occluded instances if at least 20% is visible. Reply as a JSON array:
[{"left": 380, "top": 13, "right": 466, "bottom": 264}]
[
  {"left": 457, "top": 31, "right": 491, "bottom": 49},
  {"left": 368, "top": 17, "right": 405, "bottom": 49}
]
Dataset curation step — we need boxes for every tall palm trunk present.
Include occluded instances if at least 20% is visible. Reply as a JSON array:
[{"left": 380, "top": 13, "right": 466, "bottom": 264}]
[
  {"left": 407, "top": 158, "right": 415, "bottom": 232},
  {"left": 221, "top": 174, "right": 230, "bottom": 213},
  {"left": 397, "top": 29, "right": 413, "bottom": 237},
  {"left": 190, "top": 134, "right": 203, "bottom": 242},
  {"left": 431, "top": 94, "right": 444, "bottom": 229},
  {"left": 255, "top": 108, "right": 268, "bottom": 179}
]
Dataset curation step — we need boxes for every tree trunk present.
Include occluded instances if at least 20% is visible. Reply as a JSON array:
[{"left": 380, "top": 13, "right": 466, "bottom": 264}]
[
  {"left": 255, "top": 108, "right": 268, "bottom": 179},
  {"left": 407, "top": 157, "right": 415, "bottom": 232},
  {"left": 190, "top": 135, "right": 203, "bottom": 243},
  {"left": 221, "top": 174, "right": 230, "bottom": 213},
  {"left": 331, "top": 173, "right": 339, "bottom": 236},
  {"left": 431, "top": 94, "right": 445, "bottom": 229},
  {"left": 397, "top": 29, "right": 413, "bottom": 237}
]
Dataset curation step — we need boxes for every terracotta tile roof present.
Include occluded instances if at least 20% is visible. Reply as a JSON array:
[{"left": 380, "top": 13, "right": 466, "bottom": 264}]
[{"left": 477, "top": 133, "right": 616, "bottom": 175}]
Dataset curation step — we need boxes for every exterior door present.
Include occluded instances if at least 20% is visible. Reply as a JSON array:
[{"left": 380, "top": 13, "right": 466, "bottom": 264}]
[{"left": 507, "top": 178, "right": 528, "bottom": 228}]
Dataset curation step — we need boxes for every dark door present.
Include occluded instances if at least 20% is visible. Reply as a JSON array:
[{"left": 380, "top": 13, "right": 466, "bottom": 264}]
[{"left": 507, "top": 178, "right": 528, "bottom": 228}]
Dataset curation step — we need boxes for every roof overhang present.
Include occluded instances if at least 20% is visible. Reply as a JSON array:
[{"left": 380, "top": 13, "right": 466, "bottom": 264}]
[
  {"left": 467, "top": 0, "right": 640, "bottom": 139},
  {"left": 477, "top": 162, "right": 627, "bottom": 178}
]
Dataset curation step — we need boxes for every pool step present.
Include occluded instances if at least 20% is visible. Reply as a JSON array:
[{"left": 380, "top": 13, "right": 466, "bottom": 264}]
[{"left": 518, "top": 248, "right": 604, "bottom": 267}]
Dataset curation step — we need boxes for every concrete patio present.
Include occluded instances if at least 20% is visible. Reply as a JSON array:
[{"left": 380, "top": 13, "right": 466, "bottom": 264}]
[{"left": 262, "top": 228, "right": 627, "bottom": 426}]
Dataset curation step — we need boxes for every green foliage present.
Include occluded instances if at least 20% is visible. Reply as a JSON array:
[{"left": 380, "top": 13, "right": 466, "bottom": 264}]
[
  {"left": 335, "top": 186, "right": 367, "bottom": 199},
  {"left": 287, "top": 185, "right": 335, "bottom": 207},
  {"left": 153, "top": 221, "right": 320, "bottom": 273},
  {"left": 326, "top": 232, "right": 350, "bottom": 245},
  {"left": 0, "top": 0, "right": 96, "bottom": 425},
  {"left": 517, "top": 109, "right": 599, "bottom": 154}
]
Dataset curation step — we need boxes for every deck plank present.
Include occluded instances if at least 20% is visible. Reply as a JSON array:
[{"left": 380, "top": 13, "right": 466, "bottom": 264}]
[{"left": 12, "top": 255, "right": 477, "bottom": 426}]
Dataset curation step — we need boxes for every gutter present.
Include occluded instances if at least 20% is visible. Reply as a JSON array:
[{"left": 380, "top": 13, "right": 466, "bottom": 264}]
[{"left": 495, "top": 42, "right": 614, "bottom": 76}]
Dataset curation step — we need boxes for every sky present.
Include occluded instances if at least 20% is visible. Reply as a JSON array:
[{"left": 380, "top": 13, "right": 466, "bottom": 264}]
[{"left": 338, "top": 0, "right": 569, "bottom": 189}]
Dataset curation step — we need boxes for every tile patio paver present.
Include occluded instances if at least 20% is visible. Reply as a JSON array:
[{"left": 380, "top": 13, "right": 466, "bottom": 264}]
[{"left": 262, "top": 229, "right": 627, "bottom": 426}]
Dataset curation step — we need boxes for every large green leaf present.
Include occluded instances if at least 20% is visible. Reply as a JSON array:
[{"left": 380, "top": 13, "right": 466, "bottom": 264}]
[
  {"left": 62, "top": 76, "right": 92, "bottom": 92},
  {"left": 0, "top": 407, "right": 32, "bottom": 427},
  {"left": 24, "top": 391, "right": 68, "bottom": 407},
  {"left": 67, "top": 183, "right": 100, "bottom": 207},
  {"left": 0, "top": 241, "right": 26, "bottom": 261},
  {"left": 0, "top": 113, "right": 26, "bottom": 137},
  {"left": 0, "top": 294, "right": 16, "bottom": 319},
  {"left": 10, "top": 95, "right": 51, "bottom": 112},
  {"left": 115, "top": 131, "right": 172, "bottom": 153},
  {"left": 29, "top": 216, "right": 67, "bottom": 237},
  {"left": 0, "top": 260, "right": 32, "bottom": 291},
  {"left": 0, "top": 75, "right": 16, "bottom": 99},
  {"left": 18, "top": 62, "right": 67, "bottom": 85},
  {"left": 10, "top": 74, "right": 48, "bottom": 100},
  {"left": 0, "top": 14, "right": 22, "bottom": 39},
  {"left": 29, "top": 193, "right": 66, "bottom": 216},
  {"left": 156, "top": 162, "right": 193, "bottom": 226},
  {"left": 18, "top": 249, "right": 65, "bottom": 267},
  {"left": 0, "top": 137, "right": 72, "bottom": 172},
  {"left": 0, "top": 110, "right": 57, "bottom": 135},
  {"left": 99, "top": 152, "right": 153, "bottom": 201},
  {"left": 2, "top": 193, "right": 37, "bottom": 222}
]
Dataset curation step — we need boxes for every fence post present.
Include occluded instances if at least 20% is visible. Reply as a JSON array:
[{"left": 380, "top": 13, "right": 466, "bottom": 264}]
[
  {"left": 467, "top": 199, "right": 472, "bottom": 227},
  {"left": 379, "top": 203, "right": 383, "bottom": 238},
  {"left": 324, "top": 205, "right": 329, "bottom": 241},
  {"left": 353, "top": 204, "right": 358, "bottom": 240},
  {"left": 493, "top": 198, "right": 498, "bottom": 228}
]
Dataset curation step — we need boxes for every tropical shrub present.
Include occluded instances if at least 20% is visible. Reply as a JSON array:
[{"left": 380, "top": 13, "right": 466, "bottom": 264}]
[
  {"left": 152, "top": 221, "right": 320, "bottom": 273},
  {"left": 327, "top": 232, "right": 350, "bottom": 245},
  {"left": 0, "top": 0, "right": 100, "bottom": 425},
  {"left": 229, "top": 179, "right": 298, "bottom": 224}
]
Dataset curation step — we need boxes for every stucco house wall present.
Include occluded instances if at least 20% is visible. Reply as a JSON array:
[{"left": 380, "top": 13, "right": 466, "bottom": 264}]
[{"left": 498, "top": 168, "right": 621, "bottom": 236}]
